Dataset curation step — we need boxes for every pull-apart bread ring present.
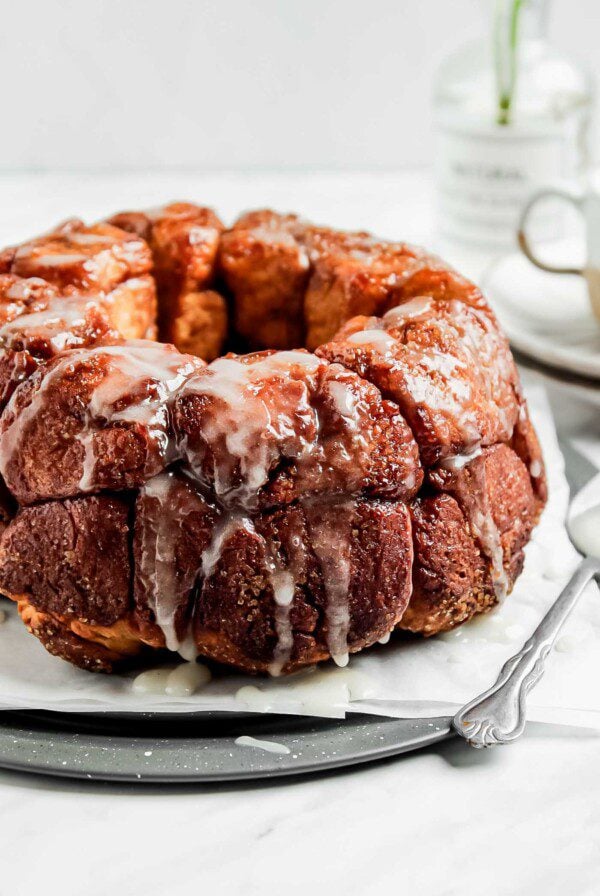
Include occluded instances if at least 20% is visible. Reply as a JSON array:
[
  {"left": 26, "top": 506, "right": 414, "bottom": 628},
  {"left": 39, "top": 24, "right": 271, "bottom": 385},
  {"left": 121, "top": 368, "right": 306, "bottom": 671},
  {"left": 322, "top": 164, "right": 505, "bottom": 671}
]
[{"left": 0, "top": 206, "right": 546, "bottom": 675}]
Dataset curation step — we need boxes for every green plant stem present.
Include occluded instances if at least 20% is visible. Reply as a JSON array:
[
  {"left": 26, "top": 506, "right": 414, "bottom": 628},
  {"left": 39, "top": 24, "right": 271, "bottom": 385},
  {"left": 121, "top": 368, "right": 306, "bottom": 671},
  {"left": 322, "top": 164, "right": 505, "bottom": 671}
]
[{"left": 495, "top": 0, "right": 523, "bottom": 126}]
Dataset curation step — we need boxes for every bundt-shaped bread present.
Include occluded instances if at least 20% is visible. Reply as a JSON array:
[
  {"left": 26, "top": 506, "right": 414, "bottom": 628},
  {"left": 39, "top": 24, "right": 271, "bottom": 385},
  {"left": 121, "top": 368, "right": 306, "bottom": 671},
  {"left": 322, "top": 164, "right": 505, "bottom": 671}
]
[{"left": 0, "top": 204, "right": 546, "bottom": 675}]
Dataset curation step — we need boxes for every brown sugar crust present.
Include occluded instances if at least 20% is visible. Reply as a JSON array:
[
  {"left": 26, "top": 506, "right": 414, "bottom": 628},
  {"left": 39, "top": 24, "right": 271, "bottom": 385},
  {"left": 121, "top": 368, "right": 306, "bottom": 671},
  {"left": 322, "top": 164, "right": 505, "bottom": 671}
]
[
  {"left": 0, "top": 495, "right": 132, "bottom": 626},
  {"left": 0, "top": 206, "right": 548, "bottom": 674}
]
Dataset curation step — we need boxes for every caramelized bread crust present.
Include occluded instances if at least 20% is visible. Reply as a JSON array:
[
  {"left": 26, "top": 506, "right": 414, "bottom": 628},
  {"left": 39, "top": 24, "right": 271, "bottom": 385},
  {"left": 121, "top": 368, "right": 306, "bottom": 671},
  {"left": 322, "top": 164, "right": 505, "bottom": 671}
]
[
  {"left": 0, "top": 206, "right": 547, "bottom": 675},
  {"left": 219, "top": 209, "right": 310, "bottom": 349},
  {"left": 108, "top": 203, "right": 227, "bottom": 361},
  {"left": 219, "top": 210, "right": 497, "bottom": 352}
]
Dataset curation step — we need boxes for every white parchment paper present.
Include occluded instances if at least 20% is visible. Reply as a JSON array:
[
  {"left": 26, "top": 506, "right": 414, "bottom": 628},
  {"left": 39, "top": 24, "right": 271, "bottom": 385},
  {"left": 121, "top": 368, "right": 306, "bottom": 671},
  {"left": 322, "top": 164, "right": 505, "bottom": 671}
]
[{"left": 1, "top": 374, "right": 599, "bottom": 725}]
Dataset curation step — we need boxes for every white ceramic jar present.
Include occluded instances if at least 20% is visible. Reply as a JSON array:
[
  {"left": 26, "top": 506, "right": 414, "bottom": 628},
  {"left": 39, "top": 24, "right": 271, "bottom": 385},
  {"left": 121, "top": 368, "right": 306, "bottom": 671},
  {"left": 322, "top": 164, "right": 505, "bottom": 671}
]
[{"left": 433, "top": 0, "right": 593, "bottom": 249}]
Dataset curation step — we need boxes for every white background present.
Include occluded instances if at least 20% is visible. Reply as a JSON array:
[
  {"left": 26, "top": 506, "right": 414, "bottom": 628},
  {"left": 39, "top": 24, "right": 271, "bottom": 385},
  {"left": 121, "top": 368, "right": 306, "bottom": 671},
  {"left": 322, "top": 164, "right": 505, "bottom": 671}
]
[{"left": 1, "top": 0, "right": 597, "bottom": 172}]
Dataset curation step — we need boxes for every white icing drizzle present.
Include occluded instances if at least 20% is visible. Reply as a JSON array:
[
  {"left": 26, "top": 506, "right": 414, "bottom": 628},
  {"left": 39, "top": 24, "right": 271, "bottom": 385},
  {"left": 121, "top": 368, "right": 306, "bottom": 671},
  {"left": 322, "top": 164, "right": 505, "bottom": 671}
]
[
  {"left": 303, "top": 499, "right": 355, "bottom": 666},
  {"left": 235, "top": 667, "right": 375, "bottom": 716},
  {"left": 442, "top": 458, "right": 509, "bottom": 601},
  {"left": 84, "top": 342, "right": 198, "bottom": 430},
  {"left": 67, "top": 232, "right": 117, "bottom": 246},
  {"left": 383, "top": 296, "right": 433, "bottom": 323},
  {"left": 267, "top": 568, "right": 295, "bottom": 677},
  {"left": 530, "top": 459, "right": 543, "bottom": 479},
  {"left": 0, "top": 297, "right": 86, "bottom": 335},
  {"left": 196, "top": 509, "right": 300, "bottom": 676},
  {"left": 324, "top": 379, "right": 368, "bottom": 449},
  {"left": 0, "top": 340, "right": 200, "bottom": 491},
  {"left": 21, "top": 252, "right": 89, "bottom": 267},
  {"left": 181, "top": 352, "right": 321, "bottom": 508},
  {"left": 77, "top": 432, "right": 98, "bottom": 492},
  {"left": 342, "top": 303, "right": 485, "bottom": 454},
  {"left": 379, "top": 298, "right": 517, "bottom": 454},
  {"left": 440, "top": 445, "right": 483, "bottom": 471},
  {"left": 188, "top": 225, "right": 220, "bottom": 246},
  {"left": 450, "top": 300, "right": 517, "bottom": 442},
  {"left": 164, "top": 661, "right": 211, "bottom": 696},
  {"left": 378, "top": 632, "right": 391, "bottom": 645},
  {"left": 0, "top": 296, "right": 100, "bottom": 355},
  {"left": 200, "top": 512, "right": 255, "bottom": 580},
  {"left": 180, "top": 351, "right": 403, "bottom": 512},
  {"left": 131, "top": 667, "right": 174, "bottom": 695},
  {"left": 248, "top": 218, "right": 310, "bottom": 269},
  {"left": 234, "top": 735, "right": 291, "bottom": 755},
  {"left": 137, "top": 471, "right": 206, "bottom": 655},
  {"left": 347, "top": 329, "right": 397, "bottom": 352},
  {"left": 3, "top": 276, "right": 50, "bottom": 301}
]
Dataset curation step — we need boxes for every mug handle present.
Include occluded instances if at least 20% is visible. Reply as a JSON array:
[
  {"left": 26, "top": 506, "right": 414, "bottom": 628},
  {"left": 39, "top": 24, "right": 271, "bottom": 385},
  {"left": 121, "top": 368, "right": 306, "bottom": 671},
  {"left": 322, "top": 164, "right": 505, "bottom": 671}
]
[{"left": 517, "top": 188, "right": 584, "bottom": 275}]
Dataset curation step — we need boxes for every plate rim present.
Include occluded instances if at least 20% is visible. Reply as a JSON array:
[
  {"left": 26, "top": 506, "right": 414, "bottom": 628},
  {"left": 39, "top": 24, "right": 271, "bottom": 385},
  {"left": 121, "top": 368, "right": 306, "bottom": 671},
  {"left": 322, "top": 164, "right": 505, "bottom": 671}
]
[{"left": 0, "top": 709, "right": 454, "bottom": 783}]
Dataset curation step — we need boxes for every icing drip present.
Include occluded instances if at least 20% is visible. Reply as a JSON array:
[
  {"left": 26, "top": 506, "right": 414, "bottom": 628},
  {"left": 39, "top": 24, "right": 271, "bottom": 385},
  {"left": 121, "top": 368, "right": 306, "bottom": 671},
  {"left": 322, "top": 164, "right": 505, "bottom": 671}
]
[
  {"left": 200, "top": 512, "right": 255, "bottom": 581},
  {"left": 137, "top": 471, "right": 208, "bottom": 656},
  {"left": 348, "top": 329, "right": 397, "bottom": 352},
  {"left": 324, "top": 378, "right": 369, "bottom": 453},
  {"left": 180, "top": 351, "right": 393, "bottom": 512},
  {"left": 437, "top": 457, "right": 509, "bottom": 601},
  {"left": 304, "top": 499, "right": 355, "bottom": 666},
  {"left": 0, "top": 296, "right": 89, "bottom": 349},
  {"left": 530, "top": 459, "right": 543, "bottom": 479},
  {"left": 22, "top": 252, "right": 88, "bottom": 267},
  {"left": 450, "top": 300, "right": 517, "bottom": 442},
  {"left": 67, "top": 232, "right": 117, "bottom": 246},
  {"left": 383, "top": 296, "right": 433, "bottom": 323},
  {"left": 353, "top": 298, "right": 518, "bottom": 458},
  {"left": 131, "top": 662, "right": 211, "bottom": 696},
  {"left": 77, "top": 432, "right": 97, "bottom": 492},
  {"left": 194, "top": 505, "right": 299, "bottom": 676},
  {"left": 234, "top": 736, "right": 291, "bottom": 755},
  {"left": 440, "top": 445, "right": 483, "bottom": 471},
  {"left": 267, "top": 568, "right": 295, "bottom": 677},
  {"left": 165, "top": 661, "right": 211, "bottom": 696}
]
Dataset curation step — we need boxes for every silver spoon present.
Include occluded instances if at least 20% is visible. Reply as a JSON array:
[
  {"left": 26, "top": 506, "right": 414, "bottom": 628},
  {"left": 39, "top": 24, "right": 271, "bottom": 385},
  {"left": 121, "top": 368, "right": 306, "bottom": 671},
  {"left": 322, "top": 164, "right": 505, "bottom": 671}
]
[{"left": 453, "top": 442, "right": 600, "bottom": 748}]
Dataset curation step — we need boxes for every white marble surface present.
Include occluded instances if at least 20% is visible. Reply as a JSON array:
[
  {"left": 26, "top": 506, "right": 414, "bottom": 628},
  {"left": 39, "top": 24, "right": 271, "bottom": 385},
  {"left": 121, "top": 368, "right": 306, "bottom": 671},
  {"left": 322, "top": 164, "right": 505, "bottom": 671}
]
[
  {"left": 1, "top": 729, "right": 600, "bottom": 896},
  {"left": 1, "top": 169, "right": 600, "bottom": 895}
]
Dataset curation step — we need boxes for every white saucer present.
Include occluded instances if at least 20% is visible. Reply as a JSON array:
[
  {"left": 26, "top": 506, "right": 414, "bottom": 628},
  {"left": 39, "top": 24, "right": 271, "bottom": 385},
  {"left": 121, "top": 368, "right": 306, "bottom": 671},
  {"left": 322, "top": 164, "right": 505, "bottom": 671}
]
[{"left": 483, "top": 250, "right": 600, "bottom": 381}]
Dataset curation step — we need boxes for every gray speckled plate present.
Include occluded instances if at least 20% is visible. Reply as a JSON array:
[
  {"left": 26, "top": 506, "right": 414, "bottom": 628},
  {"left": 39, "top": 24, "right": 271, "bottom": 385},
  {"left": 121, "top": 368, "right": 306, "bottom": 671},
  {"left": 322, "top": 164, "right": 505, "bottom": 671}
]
[{"left": 0, "top": 710, "right": 453, "bottom": 782}]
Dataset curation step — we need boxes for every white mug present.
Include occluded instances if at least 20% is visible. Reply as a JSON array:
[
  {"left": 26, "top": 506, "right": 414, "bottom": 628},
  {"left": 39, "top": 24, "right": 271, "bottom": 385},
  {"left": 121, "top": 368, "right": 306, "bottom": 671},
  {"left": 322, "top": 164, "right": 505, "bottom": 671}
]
[{"left": 518, "top": 186, "right": 600, "bottom": 322}]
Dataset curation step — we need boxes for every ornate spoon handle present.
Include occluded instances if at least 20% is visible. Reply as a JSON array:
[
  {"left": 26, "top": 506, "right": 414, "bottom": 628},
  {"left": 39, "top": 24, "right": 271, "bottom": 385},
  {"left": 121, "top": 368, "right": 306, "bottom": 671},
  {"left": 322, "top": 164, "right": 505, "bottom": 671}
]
[{"left": 453, "top": 557, "right": 600, "bottom": 748}]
